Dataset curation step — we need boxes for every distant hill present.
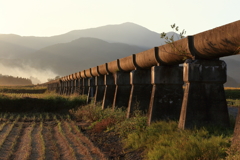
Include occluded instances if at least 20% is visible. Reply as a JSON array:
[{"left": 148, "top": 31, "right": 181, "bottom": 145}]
[
  {"left": 0, "top": 40, "right": 35, "bottom": 59},
  {"left": 28, "top": 37, "right": 147, "bottom": 75},
  {"left": 0, "top": 22, "right": 168, "bottom": 51},
  {"left": 225, "top": 75, "right": 239, "bottom": 87},
  {"left": 221, "top": 56, "right": 240, "bottom": 83},
  {"left": 49, "top": 22, "right": 172, "bottom": 49}
]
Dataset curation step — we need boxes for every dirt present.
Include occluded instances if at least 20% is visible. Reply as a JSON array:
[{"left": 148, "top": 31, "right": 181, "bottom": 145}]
[
  {"left": 78, "top": 122, "right": 144, "bottom": 160},
  {"left": 0, "top": 117, "right": 111, "bottom": 160}
]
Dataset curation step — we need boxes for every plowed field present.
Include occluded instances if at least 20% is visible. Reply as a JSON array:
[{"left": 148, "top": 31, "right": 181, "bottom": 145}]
[{"left": 0, "top": 113, "right": 107, "bottom": 160}]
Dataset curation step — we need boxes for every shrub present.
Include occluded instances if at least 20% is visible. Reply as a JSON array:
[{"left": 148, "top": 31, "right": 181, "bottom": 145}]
[{"left": 92, "top": 117, "right": 117, "bottom": 133}]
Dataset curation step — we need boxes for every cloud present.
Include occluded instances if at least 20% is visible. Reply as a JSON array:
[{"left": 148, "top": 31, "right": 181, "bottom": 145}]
[{"left": 0, "top": 63, "right": 57, "bottom": 84}]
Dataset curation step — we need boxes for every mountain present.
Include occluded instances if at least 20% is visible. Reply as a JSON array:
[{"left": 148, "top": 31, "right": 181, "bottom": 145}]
[
  {"left": 221, "top": 55, "right": 240, "bottom": 83},
  {"left": 225, "top": 76, "right": 239, "bottom": 87},
  {"left": 0, "top": 34, "right": 53, "bottom": 50},
  {"left": 28, "top": 37, "right": 147, "bottom": 75},
  {"left": 49, "top": 22, "right": 169, "bottom": 49},
  {"left": 0, "top": 40, "right": 35, "bottom": 59},
  {"left": 0, "top": 22, "right": 166, "bottom": 51}
]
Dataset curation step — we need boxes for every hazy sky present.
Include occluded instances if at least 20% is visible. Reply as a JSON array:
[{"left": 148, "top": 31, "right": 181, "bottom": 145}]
[{"left": 0, "top": 0, "right": 239, "bottom": 37}]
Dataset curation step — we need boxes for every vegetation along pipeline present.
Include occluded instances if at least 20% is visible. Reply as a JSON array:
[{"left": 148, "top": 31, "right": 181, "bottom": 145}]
[{"left": 44, "top": 20, "right": 240, "bottom": 157}]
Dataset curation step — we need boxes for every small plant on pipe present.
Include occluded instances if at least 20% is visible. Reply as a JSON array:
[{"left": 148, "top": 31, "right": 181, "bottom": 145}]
[{"left": 160, "top": 24, "right": 189, "bottom": 60}]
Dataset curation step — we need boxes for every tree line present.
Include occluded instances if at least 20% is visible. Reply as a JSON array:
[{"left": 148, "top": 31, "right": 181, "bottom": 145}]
[{"left": 0, "top": 74, "right": 32, "bottom": 86}]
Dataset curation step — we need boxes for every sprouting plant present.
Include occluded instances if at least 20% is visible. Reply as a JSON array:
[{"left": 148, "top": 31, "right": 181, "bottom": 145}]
[
  {"left": 160, "top": 23, "right": 188, "bottom": 60},
  {"left": 160, "top": 23, "right": 186, "bottom": 42}
]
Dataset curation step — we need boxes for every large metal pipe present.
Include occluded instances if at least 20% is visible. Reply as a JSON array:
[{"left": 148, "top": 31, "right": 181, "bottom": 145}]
[
  {"left": 57, "top": 20, "right": 240, "bottom": 80},
  {"left": 193, "top": 21, "right": 240, "bottom": 58}
]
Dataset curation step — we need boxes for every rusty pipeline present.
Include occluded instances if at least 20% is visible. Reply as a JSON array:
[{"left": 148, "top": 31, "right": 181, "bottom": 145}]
[{"left": 51, "top": 20, "right": 239, "bottom": 82}]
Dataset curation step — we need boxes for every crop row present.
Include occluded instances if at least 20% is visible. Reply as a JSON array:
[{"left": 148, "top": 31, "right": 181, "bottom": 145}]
[{"left": 0, "top": 113, "right": 106, "bottom": 160}]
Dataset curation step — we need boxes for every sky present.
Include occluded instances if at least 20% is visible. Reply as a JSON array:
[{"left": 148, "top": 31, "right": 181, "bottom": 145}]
[{"left": 0, "top": 0, "right": 239, "bottom": 37}]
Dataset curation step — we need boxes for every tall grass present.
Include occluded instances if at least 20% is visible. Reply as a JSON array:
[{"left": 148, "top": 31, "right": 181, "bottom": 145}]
[{"left": 70, "top": 103, "right": 236, "bottom": 160}]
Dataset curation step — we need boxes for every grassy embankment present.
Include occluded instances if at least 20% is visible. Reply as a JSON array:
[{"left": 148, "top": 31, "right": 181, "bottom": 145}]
[
  {"left": 69, "top": 87, "right": 240, "bottom": 160},
  {"left": 0, "top": 86, "right": 240, "bottom": 159}
]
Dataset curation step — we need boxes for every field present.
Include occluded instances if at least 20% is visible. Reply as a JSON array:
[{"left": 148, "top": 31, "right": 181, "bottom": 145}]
[
  {"left": 0, "top": 86, "right": 47, "bottom": 94},
  {"left": 0, "top": 87, "right": 109, "bottom": 160},
  {"left": 0, "top": 86, "right": 239, "bottom": 159},
  {"left": 0, "top": 113, "right": 106, "bottom": 160}
]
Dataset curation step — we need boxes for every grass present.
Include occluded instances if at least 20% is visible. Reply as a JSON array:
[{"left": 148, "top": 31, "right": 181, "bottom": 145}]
[
  {"left": 0, "top": 86, "right": 240, "bottom": 159},
  {"left": 0, "top": 85, "right": 47, "bottom": 94},
  {"left": 70, "top": 102, "right": 238, "bottom": 160},
  {"left": 0, "top": 92, "right": 87, "bottom": 112},
  {"left": 225, "top": 87, "right": 240, "bottom": 100}
]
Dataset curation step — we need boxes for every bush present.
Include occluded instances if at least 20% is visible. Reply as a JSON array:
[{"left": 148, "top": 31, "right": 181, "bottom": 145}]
[{"left": 124, "top": 121, "right": 231, "bottom": 160}]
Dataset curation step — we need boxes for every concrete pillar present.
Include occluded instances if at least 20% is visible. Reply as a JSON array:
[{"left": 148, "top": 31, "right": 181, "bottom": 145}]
[
  {"left": 94, "top": 75, "right": 105, "bottom": 105},
  {"left": 126, "top": 69, "right": 152, "bottom": 118},
  {"left": 102, "top": 74, "right": 116, "bottom": 109},
  {"left": 73, "top": 79, "right": 77, "bottom": 94},
  {"left": 87, "top": 77, "right": 96, "bottom": 103},
  {"left": 63, "top": 81, "right": 67, "bottom": 94},
  {"left": 232, "top": 109, "right": 240, "bottom": 150},
  {"left": 62, "top": 81, "right": 66, "bottom": 95},
  {"left": 47, "top": 84, "right": 50, "bottom": 91},
  {"left": 60, "top": 81, "right": 63, "bottom": 94},
  {"left": 80, "top": 78, "right": 85, "bottom": 95},
  {"left": 70, "top": 80, "right": 74, "bottom": 94},
  {"left": 75, "top": 79, "right": 80, "bottom": 94},
  {"left": 112, "top": 71, "right": 131, "bottom": 110},
  {"left": 178, "top": 59, "right": 230, "bottom": 129},
  {"left": 147, "top": 66, "right": 184, "bottom": 125},
  {"left": 67, "top": 80, "right": 71, "bottom": 95},
  {"left": 82, "top": 78, "right": 89, "bottom": 95},
  {"left": 78, "top": 78, "right": 83, "bottom": 95}
]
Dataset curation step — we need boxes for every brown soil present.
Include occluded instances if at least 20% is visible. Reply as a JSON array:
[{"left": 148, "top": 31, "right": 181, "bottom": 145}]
[
  {"left": 78, "top": 122, "right": 144, "bottom": 160},
  {"left": 29, "top": 123, "right": 45, "bottom": 160},
  {"left": 0, "top": 117, "right": 110, "bottom": 160}
]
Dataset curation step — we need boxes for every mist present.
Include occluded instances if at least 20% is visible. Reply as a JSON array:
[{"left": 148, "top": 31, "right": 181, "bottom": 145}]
[{"left": 0, "top": 63, "right": 58, "bottom": 84}]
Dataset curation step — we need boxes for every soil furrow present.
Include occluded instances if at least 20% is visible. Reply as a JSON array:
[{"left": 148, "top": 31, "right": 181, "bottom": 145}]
[
  {"left": 0, "top": 122, "right": 7, "bottom": 131},
  {"left": 12, "top": 124, "right": 34, "bottom": 160},
  {"left": 0, "top": 123, "right": 13, "bottom": 148},
  {"left": 42, "top": 122, "right": 60, "bottom": 160},
  {"left": 29, "top": 122, "right": 45, "bottom": 160},
  {"left": 69, "top": 120, "right": 107, "bottom": 160},
  {"left": 0, "top": 122, "right": 24, "bottom": 160},
  {"left": 54, "top": 121, "right": 77, "bottom": 160},
  {"left": 61, "top": 121, "right": 93, "bottom": 160}
]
